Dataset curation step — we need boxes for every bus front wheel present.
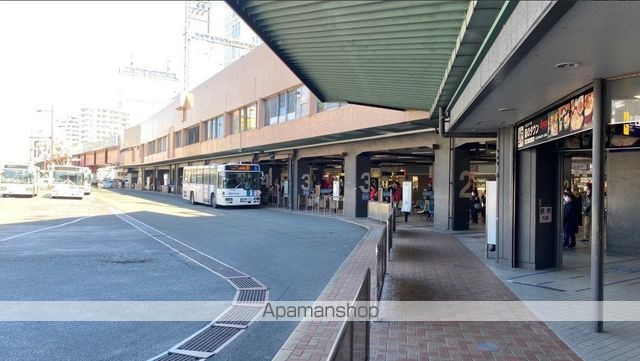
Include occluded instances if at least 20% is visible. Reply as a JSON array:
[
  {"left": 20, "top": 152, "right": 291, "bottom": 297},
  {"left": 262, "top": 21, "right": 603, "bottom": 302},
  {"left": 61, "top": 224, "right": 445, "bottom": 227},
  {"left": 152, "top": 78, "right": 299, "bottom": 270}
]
[{"left": 190, "top": 192, "right": 195, "bottom": 205}]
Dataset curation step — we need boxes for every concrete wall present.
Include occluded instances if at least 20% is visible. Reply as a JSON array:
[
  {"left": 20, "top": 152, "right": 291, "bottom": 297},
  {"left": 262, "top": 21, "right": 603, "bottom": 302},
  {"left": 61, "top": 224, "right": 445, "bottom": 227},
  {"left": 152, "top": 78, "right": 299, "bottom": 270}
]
[{"left": 606, "top": 151, "right": 640, "bottom": 256}]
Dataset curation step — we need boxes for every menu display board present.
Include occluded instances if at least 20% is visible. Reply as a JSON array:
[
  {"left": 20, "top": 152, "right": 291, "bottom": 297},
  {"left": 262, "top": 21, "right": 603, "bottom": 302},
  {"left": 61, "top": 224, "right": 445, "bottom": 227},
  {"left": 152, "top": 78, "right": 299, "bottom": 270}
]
[{"left": 517, "top": 91, "right": 594, "bottom": 150}]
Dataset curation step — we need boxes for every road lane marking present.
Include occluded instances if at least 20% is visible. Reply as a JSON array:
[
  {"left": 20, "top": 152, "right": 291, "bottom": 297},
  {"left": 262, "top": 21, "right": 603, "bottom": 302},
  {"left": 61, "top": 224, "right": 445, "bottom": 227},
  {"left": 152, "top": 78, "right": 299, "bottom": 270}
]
[
  {"left": 105, "top": 207, "right": 268, "bottom": 361},
  {"left": 0, "top": 216, "right": 94, "bottom": 243},
  {"left": 109, "top": 209, "right": 224, "bottom": 278}
]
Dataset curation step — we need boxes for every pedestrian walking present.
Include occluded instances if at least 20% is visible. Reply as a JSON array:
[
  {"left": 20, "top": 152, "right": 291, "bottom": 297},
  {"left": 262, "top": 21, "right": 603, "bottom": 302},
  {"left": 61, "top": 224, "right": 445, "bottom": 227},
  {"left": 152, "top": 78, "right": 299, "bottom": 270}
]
[
  {"left": 563, "top": 191, "right": 581, "bottom": 249},
  {"left": 581, "top": 182, "right": 592, "bottom": 242}
]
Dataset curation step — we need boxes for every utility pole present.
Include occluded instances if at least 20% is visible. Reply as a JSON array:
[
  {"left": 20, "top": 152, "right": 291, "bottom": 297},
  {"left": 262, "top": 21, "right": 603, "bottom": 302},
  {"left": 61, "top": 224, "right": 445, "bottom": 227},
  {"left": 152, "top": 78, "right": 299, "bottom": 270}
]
[{"left": 36, "top": 105, "right": 54, "bottom": 170}]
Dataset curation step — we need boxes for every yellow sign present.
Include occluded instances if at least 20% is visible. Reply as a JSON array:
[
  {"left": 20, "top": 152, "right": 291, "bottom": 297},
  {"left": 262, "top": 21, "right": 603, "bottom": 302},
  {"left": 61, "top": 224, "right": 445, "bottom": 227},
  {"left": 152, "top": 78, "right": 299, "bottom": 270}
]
[
  {"left": 624, "top": 123, "right": 630, "bottom": 135},
  {"left": 624, "top": 111, "right": 630, "bottom": 122}
]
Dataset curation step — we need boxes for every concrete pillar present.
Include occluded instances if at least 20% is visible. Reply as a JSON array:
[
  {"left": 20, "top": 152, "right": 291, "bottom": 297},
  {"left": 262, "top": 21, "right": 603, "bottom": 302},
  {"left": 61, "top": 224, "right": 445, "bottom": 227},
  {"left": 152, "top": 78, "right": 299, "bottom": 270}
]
[
  {"left": 497, "top": 127, "right": 515, "bottom": 266},
  {"left": 343, "top": 153, "right": 372, "bottom": 218},
  {"left": 433, "top": 136, "right": 471, "bottom": 230},
  {"left": 293, "top": 158, "right": 311, "bottom": 210},
  {"left": 433, "top": 136, "right": 453, "bottom": 230},
  {"left": 452, "top": 146, "right": 471, "bottom": 230}
]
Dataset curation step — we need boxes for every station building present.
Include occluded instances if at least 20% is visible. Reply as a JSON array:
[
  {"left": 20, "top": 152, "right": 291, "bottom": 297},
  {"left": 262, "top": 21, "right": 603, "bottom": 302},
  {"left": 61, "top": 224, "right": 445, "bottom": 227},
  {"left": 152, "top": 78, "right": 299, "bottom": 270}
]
[{"left": 77, "top": 44, "right": 496, "bottom": 225}]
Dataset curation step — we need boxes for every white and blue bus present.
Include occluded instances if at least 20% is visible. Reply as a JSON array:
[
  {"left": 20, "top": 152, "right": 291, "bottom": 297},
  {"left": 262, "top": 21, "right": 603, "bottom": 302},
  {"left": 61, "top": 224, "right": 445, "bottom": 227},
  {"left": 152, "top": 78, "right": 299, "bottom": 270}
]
[
  {"left": 51, "top": 165, "right": 84, "bottom": 199},
  {"left": 0, "top": 164, "right": 39, "bottom": 197},
  {"left": 182, "top": 163, "right": 261, "bottom": 207}
]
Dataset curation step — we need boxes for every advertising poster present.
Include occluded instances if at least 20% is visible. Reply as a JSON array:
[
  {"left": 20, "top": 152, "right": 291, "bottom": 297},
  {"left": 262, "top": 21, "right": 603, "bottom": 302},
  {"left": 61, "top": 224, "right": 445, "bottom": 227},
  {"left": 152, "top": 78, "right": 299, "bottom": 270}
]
[
  {"left": 517, "top": 91, "right": 593, "bottom": 149},
  {"left": 332, "top": 180, "right": 340, "bottom": 198}
]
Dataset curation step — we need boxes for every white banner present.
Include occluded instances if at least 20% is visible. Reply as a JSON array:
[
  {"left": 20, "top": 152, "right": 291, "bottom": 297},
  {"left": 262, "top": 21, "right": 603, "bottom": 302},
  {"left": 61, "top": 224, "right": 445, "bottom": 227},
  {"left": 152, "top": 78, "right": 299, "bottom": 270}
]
[{"left": 0, "top": 301, "right": 631, "bottom": 322}]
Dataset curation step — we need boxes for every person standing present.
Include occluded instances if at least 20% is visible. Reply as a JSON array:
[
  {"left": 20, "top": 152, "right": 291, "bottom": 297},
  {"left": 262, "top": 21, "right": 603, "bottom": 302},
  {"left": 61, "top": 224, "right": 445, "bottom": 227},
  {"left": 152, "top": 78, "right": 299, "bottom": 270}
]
[
  {"left": 581, "top": 182, "right": 592, "bottom": 242},
  {"left": 480, "top": 192, "right": 486, "bottom": 224},
  {"left": 369, "top": 182, "right": 378, "bottom": 201},
  {"left": 563, "top": 191, "right": 581, "bottom": 249},
  {"left": 470, "top": 189, "right": 481, "bottom": 224}
]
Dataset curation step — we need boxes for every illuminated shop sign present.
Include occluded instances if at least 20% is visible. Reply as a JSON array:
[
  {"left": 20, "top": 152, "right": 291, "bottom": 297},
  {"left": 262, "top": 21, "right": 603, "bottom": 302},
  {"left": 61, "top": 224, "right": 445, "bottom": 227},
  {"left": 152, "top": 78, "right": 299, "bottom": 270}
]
[
  {"left": 517, "top": 91, "right": 594, "bottom": 150},
  {"left": 225, "top": 164, "right": 260, "bottom": 171}
]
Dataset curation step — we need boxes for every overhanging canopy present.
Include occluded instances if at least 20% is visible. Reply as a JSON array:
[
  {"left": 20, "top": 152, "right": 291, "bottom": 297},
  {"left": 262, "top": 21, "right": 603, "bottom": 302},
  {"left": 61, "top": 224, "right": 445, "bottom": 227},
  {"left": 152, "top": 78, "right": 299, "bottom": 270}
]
[{"left": 226, "top": 1, "right": 505, "bottom": 113}]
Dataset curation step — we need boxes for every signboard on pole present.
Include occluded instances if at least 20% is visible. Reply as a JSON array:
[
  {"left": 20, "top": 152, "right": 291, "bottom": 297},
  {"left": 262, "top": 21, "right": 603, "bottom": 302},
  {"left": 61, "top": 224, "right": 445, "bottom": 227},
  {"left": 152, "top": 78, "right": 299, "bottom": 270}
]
[
  {"left": 486, "top": 181, "right": 497, "bottom": 246},
  {"left": 401, "top": 181, "right": 412, "bottom": 213},
  {"left": 333, "top": 180, "right": 340, "bottom": 198}
]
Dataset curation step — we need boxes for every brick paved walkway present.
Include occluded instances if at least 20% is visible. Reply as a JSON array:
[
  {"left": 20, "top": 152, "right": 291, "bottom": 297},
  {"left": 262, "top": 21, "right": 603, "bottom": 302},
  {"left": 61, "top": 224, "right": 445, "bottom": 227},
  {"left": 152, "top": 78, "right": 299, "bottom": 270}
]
[
  {"left": 273, "top": 219, "right": 382, "bottom": 361},
  {"left": 371, "top": 225, "right": 582, "bottom": 361}
]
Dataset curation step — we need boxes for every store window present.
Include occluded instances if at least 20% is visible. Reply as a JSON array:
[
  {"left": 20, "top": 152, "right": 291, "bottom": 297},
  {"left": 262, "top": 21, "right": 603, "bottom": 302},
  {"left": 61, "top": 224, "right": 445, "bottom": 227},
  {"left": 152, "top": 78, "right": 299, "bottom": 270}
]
[
  {"left": 185, "top": 125, "right": 200, "bottom": 145},
  {"left": 607, "top": 77, "right": 640, "bottom": 148},
  {"left": 264, "top": 86, "right": 310, "bottom": 125}
]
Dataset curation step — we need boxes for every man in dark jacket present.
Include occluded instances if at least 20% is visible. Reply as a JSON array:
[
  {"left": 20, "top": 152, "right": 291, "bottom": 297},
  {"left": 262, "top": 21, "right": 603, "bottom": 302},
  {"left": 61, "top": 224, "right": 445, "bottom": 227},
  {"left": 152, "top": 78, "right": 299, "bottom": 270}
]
[{"left": 563, "top": 191, "right": 581, "bottom": 249}]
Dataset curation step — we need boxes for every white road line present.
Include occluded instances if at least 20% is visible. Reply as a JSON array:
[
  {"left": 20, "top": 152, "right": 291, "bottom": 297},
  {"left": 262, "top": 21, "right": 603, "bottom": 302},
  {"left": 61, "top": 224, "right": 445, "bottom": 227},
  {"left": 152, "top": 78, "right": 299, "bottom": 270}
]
[
  {"left": 0, "top": 216, "right": 93, "bottom": 243},
  {"left": 107, "top": 207, "right": 247, "bottom": 277},
  {"left": 105, "top": 207, "right": 268, "bottom": 361},
  {"left": 109, "top": 209, "right": 224, "bottom": 278}
]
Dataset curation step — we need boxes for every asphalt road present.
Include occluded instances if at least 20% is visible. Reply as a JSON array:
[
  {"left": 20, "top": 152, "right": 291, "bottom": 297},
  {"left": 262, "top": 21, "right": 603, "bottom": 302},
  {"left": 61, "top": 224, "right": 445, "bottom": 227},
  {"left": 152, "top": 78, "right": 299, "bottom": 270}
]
[{"left": 0, "top": 189, "right": 365, "bottom": 361}]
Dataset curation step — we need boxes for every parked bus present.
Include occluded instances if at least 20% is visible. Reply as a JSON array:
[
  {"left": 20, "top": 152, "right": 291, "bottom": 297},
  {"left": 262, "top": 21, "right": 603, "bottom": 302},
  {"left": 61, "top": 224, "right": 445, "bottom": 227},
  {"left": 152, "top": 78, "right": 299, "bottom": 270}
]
[
  {"left": 51, "top": 165, "right": 84, "bottom": 199},
  {"left": 182, "top": 163, "right": 262, "bottom": 207},
  {"left": 0, "top": 164, "right": 39, "bottom": 197},
  {"left": 81, "top": 167, "right": 92, "bottom": 195}
]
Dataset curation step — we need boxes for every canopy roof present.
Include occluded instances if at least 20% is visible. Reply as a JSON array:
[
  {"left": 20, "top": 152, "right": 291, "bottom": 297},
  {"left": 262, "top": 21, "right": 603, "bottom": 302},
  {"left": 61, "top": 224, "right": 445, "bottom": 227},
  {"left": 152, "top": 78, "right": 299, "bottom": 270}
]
[{"left": 227, "top": 1, "right": 506, "bottom": 114}]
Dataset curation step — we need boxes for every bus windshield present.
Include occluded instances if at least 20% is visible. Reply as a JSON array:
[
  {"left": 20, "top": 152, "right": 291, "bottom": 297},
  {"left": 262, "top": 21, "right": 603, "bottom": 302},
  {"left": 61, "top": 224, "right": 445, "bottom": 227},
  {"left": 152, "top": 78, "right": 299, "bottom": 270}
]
[
  {"left": 1, "top": 169, "right": 33, "bottom": 184},
  {"left": 220, "top": 172, "right": 260, "bottom": 190},
  {"left": 53, "top": 171, "right": 83, "bottom": 186}
]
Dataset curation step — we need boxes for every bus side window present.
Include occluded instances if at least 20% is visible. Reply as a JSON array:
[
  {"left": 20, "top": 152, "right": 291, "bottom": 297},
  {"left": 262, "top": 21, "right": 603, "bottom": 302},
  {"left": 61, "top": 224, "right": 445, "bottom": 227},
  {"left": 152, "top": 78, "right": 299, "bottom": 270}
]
[{"left": 204, "top": 168, "right": 210, "bottom": 185}]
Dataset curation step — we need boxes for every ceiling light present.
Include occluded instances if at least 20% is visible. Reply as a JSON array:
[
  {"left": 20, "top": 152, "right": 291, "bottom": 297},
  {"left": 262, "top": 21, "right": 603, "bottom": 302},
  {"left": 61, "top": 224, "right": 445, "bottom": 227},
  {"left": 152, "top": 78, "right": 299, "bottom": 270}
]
[
  {"left": 634, "top": 95, "right": 640, "bottom": 99},
  {"left": 498, "top": 107, "right": 514, "bottom": 112},
  {"left": 555, "top": 62, "right": 580, "bottom": 69}
]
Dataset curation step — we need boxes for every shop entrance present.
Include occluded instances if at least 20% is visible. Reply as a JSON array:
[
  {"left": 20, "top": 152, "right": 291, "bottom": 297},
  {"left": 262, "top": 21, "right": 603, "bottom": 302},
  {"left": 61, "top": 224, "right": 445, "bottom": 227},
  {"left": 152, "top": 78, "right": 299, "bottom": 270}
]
[
  {"left": 515, "top": 133, "right": 596, "bottom": 270},
  {"left": 558, "top": 153, "right": 593, "bottom": 268}
]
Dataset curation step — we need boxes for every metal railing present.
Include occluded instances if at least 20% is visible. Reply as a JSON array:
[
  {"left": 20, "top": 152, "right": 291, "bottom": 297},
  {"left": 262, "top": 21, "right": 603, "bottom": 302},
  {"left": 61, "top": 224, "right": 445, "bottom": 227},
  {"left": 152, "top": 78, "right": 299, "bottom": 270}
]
[{"left": 327, "top": 268, "right": 371, "bottom": 361}]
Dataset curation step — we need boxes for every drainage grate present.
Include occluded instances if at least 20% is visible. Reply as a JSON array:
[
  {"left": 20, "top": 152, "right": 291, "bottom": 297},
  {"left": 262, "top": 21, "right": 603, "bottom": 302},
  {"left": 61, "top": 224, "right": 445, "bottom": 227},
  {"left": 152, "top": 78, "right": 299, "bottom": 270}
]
[
  {"left": 214, "top": 267, "right": 247, "bottom": 278},
  {"left": 215, "top": 306, "right": 263, "bottom": 326},
  {"left": 154, "top": 353, "right": 200, "bottom": 361},
  {"left": 178, "top": 325, "right": 241, "bottom": 353},
  {"left": 228, "top": 277, "right": 264, "bottom": 289},
  {"left": 236, "top": 289, "right": 267, "bottom": 304},
  {"left": 197, "top": 258, "right": 247, "bottom": 278}
]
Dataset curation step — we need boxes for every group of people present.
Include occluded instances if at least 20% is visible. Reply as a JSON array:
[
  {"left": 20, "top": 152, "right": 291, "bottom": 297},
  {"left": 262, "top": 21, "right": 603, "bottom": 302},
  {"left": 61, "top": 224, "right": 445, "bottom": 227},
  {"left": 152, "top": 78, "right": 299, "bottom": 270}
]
[
  {"left": 369, "top": 181, "right": 402, "bottom": 209},
  {"left": 562, "top": 182, "right": 592, "bottom": 249}
]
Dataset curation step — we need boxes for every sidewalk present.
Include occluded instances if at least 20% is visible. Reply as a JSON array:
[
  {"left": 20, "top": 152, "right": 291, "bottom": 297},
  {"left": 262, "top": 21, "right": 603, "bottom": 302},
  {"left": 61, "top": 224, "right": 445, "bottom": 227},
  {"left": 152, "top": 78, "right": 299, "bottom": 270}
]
[
  {"left": 457, "top": 232, "right": 640, "bottom": 361},
  {"left": 371, "top": 223, "right": 581, "bottom": 361}
]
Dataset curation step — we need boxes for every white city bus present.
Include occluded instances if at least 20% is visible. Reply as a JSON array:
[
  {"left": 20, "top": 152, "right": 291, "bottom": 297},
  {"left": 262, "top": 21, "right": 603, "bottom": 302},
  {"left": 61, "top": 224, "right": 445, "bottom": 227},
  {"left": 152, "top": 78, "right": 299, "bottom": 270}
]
[
  {"left": 0, "top": 164, "right": 39, "bottom": 197},
  {"left": 81, "top": 167, "right": 92, "bottom": 195},
  {"left": 51, "top": 165, "right": 84, "bottom": 199},
  {"left": 182, "top": 163, "right": 262, "bottom": 207}
]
